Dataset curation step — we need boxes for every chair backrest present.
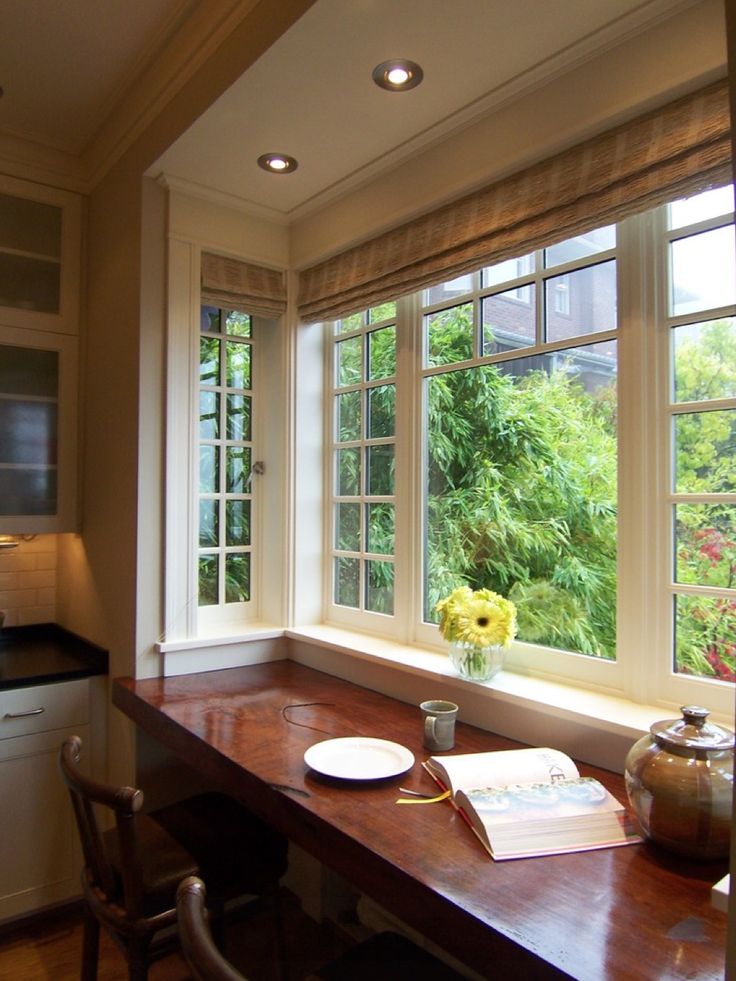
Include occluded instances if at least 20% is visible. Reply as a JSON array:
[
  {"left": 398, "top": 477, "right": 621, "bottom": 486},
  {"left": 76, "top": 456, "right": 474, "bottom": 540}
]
[
  {"left": 177, "top": 877, "right": 246, "bottom": 981},
  {"left": 59, "top": 734, "right": 147, "bottom": 916}
]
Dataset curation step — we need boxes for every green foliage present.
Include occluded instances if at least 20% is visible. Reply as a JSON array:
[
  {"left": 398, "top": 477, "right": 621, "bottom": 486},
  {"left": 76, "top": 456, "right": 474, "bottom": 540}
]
[
  {"left": 426, "top": 313, "right": 735, "bottom": 677},
  {"left": 427, "top": 351, "right": 617, "bottom": 657}
]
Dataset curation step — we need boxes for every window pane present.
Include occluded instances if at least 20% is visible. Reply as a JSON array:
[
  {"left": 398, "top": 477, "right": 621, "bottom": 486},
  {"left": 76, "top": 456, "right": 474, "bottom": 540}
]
[
  {"left": 545, "top": 260, "right": 616, "bottom": 342},
  {"left": 226, "top": 394, "right": 251, "bottom": 440},
  {"left": 367, "top": 444, "right": 394, "bottom": 496},
  {"left": 226, "top": 446, "right": 251, "bottom": 493},
  {"left": 366, "top": 560, "right": 394, "bottom": 614},
  {"left": 481, "top": 287, "right": 535, "bottom": 354},
  {"left": 674, "top": 410, "right": 736, "bottom": 493},
  {"left": 673, "top": 319, "right": 736, "bottom": 402},
  {"left": 368, "top": 385, "right": 395, "bottom": 438},
  {"left": 225, "top": 553, "right": 250, "bottom": 603},
  {"left": 337, "top": 447, "right": 360, "bottom": 496},
  {"left": 225, "top": 310, "right": 251, "bottom": 337},
  {"left": 199, "top": 499, "right": 218, "bottom": 547},
  {"left": 545, "top": 226, "right": 615, "bottom": 266},
  {"left": 369, "top": 301, "right": 396, "bottom": 323},
  {"left": 201, "top": 306, "right": 221, "bottom": 333},
  {"left": 366, "top": 502, "right": 394, "bottom": 554},
  {"left": 335, "top": 502, "right": 360, "bottom": 551},
  {"left": 336, "top": 390, "right": 361, "bottom": 442},
  {"left": 200, "top": 336, "right": 220, "bottom": 384},
  {"left": 335, "top": 557, "right": 359, "bottom": 607},
  {"left": 198, "top": 555, "right": 218, "bottom": 606},
  {"left": 368, "top": 325, "right": 396, "bottom": 380},
  {"left": 674, "top": 594, "right": 736, "bottom": 682},
  {"left": 199, "top": 444, "right": 218, "bottom": 493},
  {"left": 426, "top": 303, "right": 473, "bottom": 367},
  {"left": 226, "top": 341, "right": 251, "bottom": 389},
  {"left": 336, "top": 335, "right": 362, "bottom": 385},
  {"left": 482, "top": 253, "right": 535, "bottom": 289},
  {"left": 671, "top": 226, "right": 736, "bottom": 316},
  {"left": 335, "top": 312, "right": 362, "bottom": 334},
  {"left": 424, "top": 274, "right": 473, "bottom": 307},
  {"left": 425, "top": 341, "right": 617, "bottom": 658},
  {"left": 226, "top": 500, "right": 250, "bottom": 546},
  {"left": 675, "top": 504, "right": 736, "bottom": 588},
  {"left": 200, "top": 391, "right": 219, "bottom": 439},
  {"left": 669, "top": 185, "right": 734, "bottom": 229}
]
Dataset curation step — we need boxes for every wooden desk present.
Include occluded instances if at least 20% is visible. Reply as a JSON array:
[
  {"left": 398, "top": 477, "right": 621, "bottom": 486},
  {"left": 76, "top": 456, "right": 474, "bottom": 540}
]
[{"left": 113, "top": 660, "right": 727, "bottom": 980}]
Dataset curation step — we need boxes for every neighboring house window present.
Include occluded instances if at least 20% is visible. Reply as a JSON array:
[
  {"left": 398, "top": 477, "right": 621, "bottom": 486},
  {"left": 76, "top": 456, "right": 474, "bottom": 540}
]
[
  {"left": 198, "top": 306, "right": 254, "bottom": 608},
  {"left": 325, "top": 186, "right": 736, "bottom": 711}
]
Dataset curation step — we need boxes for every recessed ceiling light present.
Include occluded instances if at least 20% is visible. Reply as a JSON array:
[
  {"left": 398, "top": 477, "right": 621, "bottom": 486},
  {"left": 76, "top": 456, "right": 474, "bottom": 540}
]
[
  {"left": 257, "top": 153, "right": 298, "bottom": 174},
  {"left": 372, "top": 59, "right": 423, "bottom": 92}
]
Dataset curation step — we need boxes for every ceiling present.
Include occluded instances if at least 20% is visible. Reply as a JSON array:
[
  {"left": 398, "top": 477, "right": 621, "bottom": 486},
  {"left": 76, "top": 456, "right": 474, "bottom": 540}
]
[{"left": 1, "top": 0, "right": 699, "bottom": 222}]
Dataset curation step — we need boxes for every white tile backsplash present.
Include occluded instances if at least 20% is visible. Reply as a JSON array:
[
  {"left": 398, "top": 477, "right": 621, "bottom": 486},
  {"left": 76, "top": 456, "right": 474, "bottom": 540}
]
[{"left": 0, "top": 536, "right": 57, "bottom": 626}]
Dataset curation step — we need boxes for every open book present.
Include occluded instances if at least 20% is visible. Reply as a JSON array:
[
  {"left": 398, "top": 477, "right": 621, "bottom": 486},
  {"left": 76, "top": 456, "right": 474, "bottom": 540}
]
[{"left": 424, "top": 747, "right": 641, "bottom": 861}]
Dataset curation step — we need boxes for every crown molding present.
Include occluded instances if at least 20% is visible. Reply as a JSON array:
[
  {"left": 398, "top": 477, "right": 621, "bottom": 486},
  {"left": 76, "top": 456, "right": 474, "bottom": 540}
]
[{"left": 0, "top": 0, "right": 311, "bottom": 194}]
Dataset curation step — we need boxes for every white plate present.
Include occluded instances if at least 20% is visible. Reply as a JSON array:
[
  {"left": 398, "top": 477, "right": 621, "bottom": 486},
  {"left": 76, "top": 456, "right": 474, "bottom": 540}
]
[{"left": 304, "top": 737, "right": 414, "bottom": 780}]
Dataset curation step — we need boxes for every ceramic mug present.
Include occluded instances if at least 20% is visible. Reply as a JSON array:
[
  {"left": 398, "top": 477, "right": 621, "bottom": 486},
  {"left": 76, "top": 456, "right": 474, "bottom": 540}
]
[{"left": 421, "top": 699, "right": 459, "bottom": 752}]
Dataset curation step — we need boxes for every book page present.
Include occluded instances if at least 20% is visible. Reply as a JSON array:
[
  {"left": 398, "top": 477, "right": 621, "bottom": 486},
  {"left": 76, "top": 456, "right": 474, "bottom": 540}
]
[
  {"left": 427, "top": 747, "right": 579, "bottom": 795},
  {"left": 456, "top": 778, "right": 639, "bottom": 860}
]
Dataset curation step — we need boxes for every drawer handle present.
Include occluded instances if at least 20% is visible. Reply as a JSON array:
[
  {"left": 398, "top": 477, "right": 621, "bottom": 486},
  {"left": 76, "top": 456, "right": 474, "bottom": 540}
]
[{"left": 4, "top": 707, "right": 45, "bottom": 719}]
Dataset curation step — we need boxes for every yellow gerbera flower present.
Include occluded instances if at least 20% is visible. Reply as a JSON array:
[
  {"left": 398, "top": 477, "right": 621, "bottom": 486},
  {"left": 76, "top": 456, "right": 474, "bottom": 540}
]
[{"left": 455, "top": 596, "right": 516, "bottom": 647}]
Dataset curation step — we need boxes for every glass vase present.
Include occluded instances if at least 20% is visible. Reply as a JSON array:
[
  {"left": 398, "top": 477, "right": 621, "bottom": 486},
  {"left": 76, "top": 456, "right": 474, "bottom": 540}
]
[{"left": 448, "top": 641, "right": 503, "bottom": 681}]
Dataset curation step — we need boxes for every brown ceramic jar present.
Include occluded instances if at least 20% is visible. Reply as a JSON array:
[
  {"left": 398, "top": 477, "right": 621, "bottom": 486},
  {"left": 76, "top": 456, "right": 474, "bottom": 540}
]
[{"left": 624, "top": 706, "right": 734, "bottom": 860}]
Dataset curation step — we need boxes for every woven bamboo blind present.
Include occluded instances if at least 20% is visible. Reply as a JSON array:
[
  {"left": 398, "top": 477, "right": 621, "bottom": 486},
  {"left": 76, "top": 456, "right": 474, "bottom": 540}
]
[
  {"left": 201, "top": 252, "right": 286, "bottom": 319},
  {"left": 298, "top": 79, "right": 731, "bottom": 323}
]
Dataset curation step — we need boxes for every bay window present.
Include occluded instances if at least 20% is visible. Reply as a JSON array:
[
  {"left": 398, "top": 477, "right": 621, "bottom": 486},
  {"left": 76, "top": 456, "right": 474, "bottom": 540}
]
[{"left": 326, "top": 185, "right": 735, "bottom": 713}]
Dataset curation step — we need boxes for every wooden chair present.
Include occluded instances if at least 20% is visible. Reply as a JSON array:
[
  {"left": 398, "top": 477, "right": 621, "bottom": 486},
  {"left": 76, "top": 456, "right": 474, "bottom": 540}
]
[
  {"left": 59, "top": 735, "right": 288, "bottom": 981},
  {"left": 177, "top": 876, "right": 467, "bottom": 981}
]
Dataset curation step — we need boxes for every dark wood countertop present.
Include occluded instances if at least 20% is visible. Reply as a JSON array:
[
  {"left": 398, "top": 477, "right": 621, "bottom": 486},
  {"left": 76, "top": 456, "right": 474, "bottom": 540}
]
[
  {"left": 113, "top": 660, "right": 728, "bottom": 980},
  {"left": 0, "top": 623, "right": 108, "bottom": 690}
]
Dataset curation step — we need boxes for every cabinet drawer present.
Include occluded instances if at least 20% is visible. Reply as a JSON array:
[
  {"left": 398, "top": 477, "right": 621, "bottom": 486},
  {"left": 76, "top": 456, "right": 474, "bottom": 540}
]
[{"left": 0, "top": 678, "right": 88, "bottom": 739}]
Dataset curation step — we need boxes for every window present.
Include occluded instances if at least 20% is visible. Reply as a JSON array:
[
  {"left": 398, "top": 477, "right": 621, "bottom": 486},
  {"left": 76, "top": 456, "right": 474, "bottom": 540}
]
[
  {"left": 330, "top": 303, "right": 397, "bottom": 619},
  {"left": 325, "top": 186, "right": 735, "bottom": 711},
  {"left": 665, "top": 186, "right": 736, "bottom": 685},
  {"left": 198, "top": 306, "right": 255, "bottom": 609}
]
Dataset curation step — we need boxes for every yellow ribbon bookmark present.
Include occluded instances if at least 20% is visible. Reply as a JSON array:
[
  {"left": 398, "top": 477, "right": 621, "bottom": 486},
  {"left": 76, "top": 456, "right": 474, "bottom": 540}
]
[{"left": 395, "top": 789, "right": 451, "bottom": 805}]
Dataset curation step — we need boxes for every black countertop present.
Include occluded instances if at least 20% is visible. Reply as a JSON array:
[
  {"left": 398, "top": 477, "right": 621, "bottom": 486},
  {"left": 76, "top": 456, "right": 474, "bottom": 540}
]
[{"left": 0, "top": 623, "right": 108, "bottom": 690}]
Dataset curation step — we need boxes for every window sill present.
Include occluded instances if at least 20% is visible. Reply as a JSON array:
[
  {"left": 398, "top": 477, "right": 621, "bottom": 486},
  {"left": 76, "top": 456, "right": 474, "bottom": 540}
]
[
  {"left": 285, "top": 625, "right": 688, "bottom": 774},
  {"left": 157, "top": 622, "right": 285, "bottom": 653},
  {"left": 157, "top": 621, "right": 725, "bottom": 774}
]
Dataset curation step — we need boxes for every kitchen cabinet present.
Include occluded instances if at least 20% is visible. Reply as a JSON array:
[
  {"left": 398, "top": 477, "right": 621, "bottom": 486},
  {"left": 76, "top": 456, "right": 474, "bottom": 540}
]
[
  {"left": 0, "top": 174, "right": 81, "bottom": 532},
  {"left": 0, "top": 174, "right": 81, "bottom": 336},
  {"left": 0, "top": 325, "right": 78, "bottom": 532},
  {"left": 0, "top": 676, "right": 104, "bottom": 921}
]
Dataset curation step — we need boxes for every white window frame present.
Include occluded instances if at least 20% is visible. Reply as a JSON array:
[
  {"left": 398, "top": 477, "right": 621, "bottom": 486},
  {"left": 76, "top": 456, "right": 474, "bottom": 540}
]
[
  {"left": 164, "top": 239, "right": 272, "bottom": 642},
  {"left": 322, "top": 196, "right": 735, "bottom": 717}
]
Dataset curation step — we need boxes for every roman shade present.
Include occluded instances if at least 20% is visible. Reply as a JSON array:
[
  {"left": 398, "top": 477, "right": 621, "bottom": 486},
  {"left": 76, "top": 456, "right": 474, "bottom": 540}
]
[
  {"left": 201, "top": 252, "right": 286, "bottom": 319},
  {"left": 298, "top": 79, "right": 731, "bottom": 323}
]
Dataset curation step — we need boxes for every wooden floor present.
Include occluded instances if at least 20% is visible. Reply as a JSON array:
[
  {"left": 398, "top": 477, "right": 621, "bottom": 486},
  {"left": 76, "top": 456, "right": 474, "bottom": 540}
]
[{"left": 0, "top": 891, "right": 350, "bottom": 981}]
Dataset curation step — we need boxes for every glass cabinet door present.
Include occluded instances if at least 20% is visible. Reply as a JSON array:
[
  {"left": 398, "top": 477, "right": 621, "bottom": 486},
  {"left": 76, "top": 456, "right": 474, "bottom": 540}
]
[
  {"left": 0, "top": 193, "right": 62, "bottom": 316},
  {"left": 0, "top": 328, "right": 77, "bottom": 532},
  {"left": 0, "top": 175, "right": 81, "bottom": 336},
  {"left": 0, "top": 345, "right": 59, "bottom": 515}
]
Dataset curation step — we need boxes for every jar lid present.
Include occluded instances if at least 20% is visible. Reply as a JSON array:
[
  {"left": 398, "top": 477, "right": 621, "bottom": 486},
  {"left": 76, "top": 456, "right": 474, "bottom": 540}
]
[{"left": 651, "top": 706, "right": 735, "bottom": 752}]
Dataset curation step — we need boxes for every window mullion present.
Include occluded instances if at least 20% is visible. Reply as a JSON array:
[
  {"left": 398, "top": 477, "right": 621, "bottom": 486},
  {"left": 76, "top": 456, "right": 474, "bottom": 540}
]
[{"left": 616, "top": 210, "right": 662, "bottom": 701}]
